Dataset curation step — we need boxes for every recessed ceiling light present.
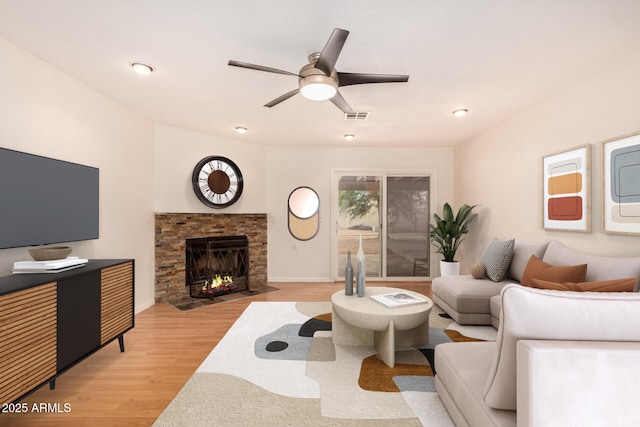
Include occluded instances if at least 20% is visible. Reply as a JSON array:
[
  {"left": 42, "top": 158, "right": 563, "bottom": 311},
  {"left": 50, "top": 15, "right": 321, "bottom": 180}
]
[
  {"left": 344, "top": 134, "right": 355, "bottom": 141},
  {"left": 235, "top": 127, "right": 248, "bottom": 134},
  {"left": 453, "top": 109, "right": 468, "bottom": 117},
  {"left": 131, "top": 62, "right": 155, "bottom": 75}
]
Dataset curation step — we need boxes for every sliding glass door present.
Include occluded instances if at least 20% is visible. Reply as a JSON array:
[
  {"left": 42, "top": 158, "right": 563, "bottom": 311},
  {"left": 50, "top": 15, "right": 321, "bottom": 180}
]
[
  {"left": 336, "top": 175, "right": 382, "bottom": 278},
  {"left": 333, "top": 171, "right": 432, "bottom": 280},
  {"left": 385, "top": 176, "right": 430, "bottom": 277}
]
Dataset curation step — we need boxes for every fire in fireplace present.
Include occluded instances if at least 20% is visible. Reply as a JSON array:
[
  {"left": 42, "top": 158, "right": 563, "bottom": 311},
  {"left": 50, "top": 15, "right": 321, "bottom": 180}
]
[{"left": 186, "top": 235, "right": 249, "bottom": 298}]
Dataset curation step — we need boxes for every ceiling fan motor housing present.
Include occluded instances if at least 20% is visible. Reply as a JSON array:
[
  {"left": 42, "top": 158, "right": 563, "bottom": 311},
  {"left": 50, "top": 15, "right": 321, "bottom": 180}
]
[{"left": 298, "top": 54, "right": 339, "bottom": 100}]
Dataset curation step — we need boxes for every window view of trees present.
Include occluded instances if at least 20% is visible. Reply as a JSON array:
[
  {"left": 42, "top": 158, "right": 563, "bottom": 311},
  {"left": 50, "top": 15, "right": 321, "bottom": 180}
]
[{"left": 336, "top": 175, "right": 430, "bottom": 278}]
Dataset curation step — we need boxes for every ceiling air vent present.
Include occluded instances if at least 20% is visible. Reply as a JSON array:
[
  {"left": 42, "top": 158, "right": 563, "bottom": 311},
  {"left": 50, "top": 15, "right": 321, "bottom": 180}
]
[{"left": 344, "top": 112, "right": 369, "bottom": 120}]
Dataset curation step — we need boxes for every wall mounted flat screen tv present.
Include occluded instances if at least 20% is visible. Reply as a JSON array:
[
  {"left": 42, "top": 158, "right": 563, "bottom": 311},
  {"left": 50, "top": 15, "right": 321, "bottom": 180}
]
[{"left": 0, "top": 147, "right": 99, "bottom": 249}]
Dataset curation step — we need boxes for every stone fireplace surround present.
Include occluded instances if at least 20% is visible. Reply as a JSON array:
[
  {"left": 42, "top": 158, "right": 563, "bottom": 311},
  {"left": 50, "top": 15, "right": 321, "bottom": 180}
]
[{"left": 154, "top": 213, "right": 267, "bottom": 303}]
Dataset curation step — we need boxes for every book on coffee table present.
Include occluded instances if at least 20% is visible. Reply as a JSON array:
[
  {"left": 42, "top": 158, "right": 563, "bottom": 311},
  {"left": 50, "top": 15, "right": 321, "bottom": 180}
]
[{"left": 370, "top": 292, "right": 429, "bottom": 307}]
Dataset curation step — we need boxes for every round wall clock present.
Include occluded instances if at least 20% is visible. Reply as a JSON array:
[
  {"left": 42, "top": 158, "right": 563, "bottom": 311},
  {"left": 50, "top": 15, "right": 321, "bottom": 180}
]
[{"left": 191, "top": 156, "right": 244, "bottom": 208}]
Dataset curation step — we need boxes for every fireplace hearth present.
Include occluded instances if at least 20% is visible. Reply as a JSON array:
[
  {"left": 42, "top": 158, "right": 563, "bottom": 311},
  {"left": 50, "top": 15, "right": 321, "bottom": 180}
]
[
  {"left": 154, "top": 213, "right": 267, "bottom": 303},
  {"left": 186, "top": 235, "right": 249, "bottom": 298}
]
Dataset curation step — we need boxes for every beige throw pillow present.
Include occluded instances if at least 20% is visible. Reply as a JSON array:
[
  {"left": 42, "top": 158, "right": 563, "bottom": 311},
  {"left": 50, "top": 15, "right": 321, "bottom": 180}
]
[{"left": 471, "top": 263, "right": 485, "bottom": 279}]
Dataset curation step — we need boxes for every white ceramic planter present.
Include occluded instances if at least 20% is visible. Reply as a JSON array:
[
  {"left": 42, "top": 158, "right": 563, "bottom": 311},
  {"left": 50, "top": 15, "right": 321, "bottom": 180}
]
[{"left": 440, "top": 260, "right": 460, "bottom": 276}]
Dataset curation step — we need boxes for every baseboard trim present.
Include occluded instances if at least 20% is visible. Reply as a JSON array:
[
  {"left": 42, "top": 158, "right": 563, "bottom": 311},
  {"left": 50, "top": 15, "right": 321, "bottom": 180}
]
[
  {"left": 136, "top": 299, "right": 155, "bottom": 314},
  {"left": 267, "top": 276, "right": 333, "bottom": 283}
]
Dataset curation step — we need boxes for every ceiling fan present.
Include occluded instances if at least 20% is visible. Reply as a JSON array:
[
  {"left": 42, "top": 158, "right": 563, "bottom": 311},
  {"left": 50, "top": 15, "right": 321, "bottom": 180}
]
[{"left": 228, "top": 28, "right": 409, "bottom": 113}]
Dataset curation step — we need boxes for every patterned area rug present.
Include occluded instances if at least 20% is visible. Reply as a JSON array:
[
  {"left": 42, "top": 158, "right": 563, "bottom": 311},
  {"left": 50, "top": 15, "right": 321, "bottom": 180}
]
[{"left": 153, "top": 301, "right": 496, "bottom": 426}]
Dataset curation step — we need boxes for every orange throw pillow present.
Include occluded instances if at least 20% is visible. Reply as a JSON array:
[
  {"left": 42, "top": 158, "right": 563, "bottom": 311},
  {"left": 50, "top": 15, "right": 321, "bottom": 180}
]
[
  {"left": 520, "top": 255, "right": 587, "bottom": 288},
  {"left": 530, "top": 277, "right": 637, "bottom": 292}
]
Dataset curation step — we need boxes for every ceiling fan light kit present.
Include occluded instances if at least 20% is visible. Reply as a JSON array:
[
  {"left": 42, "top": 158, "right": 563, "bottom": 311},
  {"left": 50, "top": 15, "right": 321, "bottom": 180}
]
[
  {"left": 228, "top": 28, "right": 409, "bottom": 113},
  {"left": 299, "top": 74, "right": 338, "bottom": 101},
  {"left": 299, "top": 82, "right": 336, "bottom": 101},
  {"left": 298, "top": 53, "right": 338, "bottom": 101}
]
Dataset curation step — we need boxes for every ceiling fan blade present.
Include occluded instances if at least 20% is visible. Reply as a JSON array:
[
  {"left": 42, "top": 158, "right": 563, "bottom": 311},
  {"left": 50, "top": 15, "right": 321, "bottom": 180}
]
[
  {"left": 264, "top": 89, "right": 300, "bottom": 108},
  {"left": 228, "top": 60, "right": 299, "bottom": 76},
  {"left": 315, "top": 28, "right": 349, "bottom": 75},
  {"left": 337, "top": 72, "right": 410, "bottom": 87},
  {"left": 330, "top": 90, "right": 353, "bottom": 113}
]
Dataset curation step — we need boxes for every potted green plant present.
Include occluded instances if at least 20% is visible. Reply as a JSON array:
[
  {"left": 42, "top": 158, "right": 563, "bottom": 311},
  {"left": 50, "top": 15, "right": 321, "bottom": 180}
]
[{"left": 429, "top": 202, "right": 478, "bottom": 276}]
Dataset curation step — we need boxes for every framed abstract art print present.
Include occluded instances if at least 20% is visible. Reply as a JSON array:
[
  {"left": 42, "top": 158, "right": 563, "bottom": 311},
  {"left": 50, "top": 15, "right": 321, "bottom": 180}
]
[
  {"left": 542, "top": 145, "right": 591, "bottom": 232},
  {"left": 602, "top": 131, "right": 640, "bottom": 235}
]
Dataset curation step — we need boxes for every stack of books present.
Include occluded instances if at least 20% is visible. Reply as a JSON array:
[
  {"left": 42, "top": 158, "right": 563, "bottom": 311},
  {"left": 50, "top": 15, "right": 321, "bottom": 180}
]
[{"left": 12, "top": 256, "right": 88, "bottom": 274}]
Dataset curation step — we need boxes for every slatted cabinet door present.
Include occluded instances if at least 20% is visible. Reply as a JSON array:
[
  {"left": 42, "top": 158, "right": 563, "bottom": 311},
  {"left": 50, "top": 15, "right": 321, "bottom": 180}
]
[
  {"left": 0, "top": 282, "right": 57, "bottom": 404},
  {"left": 100, "top": 261, "right": 134, "bottom": 345}
]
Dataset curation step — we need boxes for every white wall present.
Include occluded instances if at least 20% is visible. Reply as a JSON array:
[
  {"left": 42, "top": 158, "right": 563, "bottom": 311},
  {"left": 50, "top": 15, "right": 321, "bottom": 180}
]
[
  {"left": 153, "top": 124, "right": 266, "bottom": 213},
  {"left": 266, "top": 145, "right": 454, "bottom": 281},
  {"left": 152, "top": 125, "right": 454, "bottom": 281},
  {"left": 455, "top": 49, "right": 640, "bottom": 272},
  {"left": 0, "top": 38, "right": 155, "bottom": 312}
]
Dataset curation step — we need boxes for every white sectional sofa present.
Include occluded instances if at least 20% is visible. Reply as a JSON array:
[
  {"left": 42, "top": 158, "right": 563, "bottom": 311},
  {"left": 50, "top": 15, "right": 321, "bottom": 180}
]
[
  {"left": 435, "top": 285, "right": 640, "bottom": 426},
  {"left": 433, "top": 239, "right": 640, "bottom": 327},
  {"left": 432, "top": 240, "right": 640, "bottom": 426}
]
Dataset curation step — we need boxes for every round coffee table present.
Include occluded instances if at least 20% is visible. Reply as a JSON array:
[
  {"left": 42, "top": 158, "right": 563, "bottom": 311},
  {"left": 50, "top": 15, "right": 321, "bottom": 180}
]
[{"left": 331, "top": 286, "right": 433, "bottom": 367}]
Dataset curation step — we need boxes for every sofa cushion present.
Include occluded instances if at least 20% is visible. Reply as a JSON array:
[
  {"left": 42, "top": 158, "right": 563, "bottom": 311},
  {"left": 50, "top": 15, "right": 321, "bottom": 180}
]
[
  {"left": 530, "top": 277, "right": 637, "bottom": 292},
  {"left": 435, "top": 341, "right": 516, "bottom": 427},
  {"left": 542, "top": 240, "right": 640, "bottom": 288},
  {"left": 507, "top": 240, "right": 550, "bottom": 282},
  {"left": 517, "top": 340, "right": 640, "bottom": 427},
  {"left": 480, "top": 238, "right": 515, "bottom": 282},
  {"left": 520, "top": 255, "right": 587, "bottom": 288},
  {"left": 483, "top": 285, "right": 640, "bottom": 410},
  {"left": 432, "top": 275, "right": 511, "bottom": 314},
  {"left": 489, "top": 294, "right": 501, "bottom": 329}
]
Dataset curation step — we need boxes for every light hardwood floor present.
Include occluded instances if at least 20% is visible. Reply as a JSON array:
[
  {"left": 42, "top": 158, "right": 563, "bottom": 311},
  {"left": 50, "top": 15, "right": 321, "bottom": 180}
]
[{"left": 2, "top": 281, "right": 432, "bottom": 427}]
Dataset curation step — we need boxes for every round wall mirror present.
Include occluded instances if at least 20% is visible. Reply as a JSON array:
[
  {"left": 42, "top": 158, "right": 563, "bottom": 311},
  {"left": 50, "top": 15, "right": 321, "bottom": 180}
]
[
  {"left": 289, "top": 187, "right": 320, "bottom": 219},
  {"left": 288, "top": 186, "right": 320, "bottom": 240}
]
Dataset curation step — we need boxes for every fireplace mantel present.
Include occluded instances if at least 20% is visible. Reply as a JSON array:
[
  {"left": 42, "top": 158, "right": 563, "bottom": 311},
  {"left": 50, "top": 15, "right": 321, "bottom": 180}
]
[{"left": 154, "top": 213, "right": 267, "bottom": 302}]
